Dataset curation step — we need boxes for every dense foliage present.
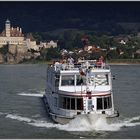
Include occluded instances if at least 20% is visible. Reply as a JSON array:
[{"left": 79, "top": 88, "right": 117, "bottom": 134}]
[
  {"left": 32, "top": 30, "right": 140, "bottom": 60},
  {"left": 40, "top": 47, "right": 61, "bottom": 61}
]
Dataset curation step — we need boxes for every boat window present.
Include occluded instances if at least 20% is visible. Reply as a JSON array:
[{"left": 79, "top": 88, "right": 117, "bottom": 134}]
[
  {"left": 77, "top": 98, "right": 83, "bottom": 110},
  {"left": 108, "top": 96, "right": 112, "bottom": 108},
  {"left": 59, "top": 96, "right": 64, "bottom": 109},
  {"left": 97, "top": 98, "right": 103, "bottom": 110},
  {"left": 59, "top": 97, "right": 71, "bottom": 110},
  {"left": 66, "top": 98, "right": 70, "bottom": 109},
  {"left": 103, "top": 96, "right": 112, "bottom": 109},
  {"left": 97, "top": 96, "right": 112, "bottom": 110},
  {"left": 88, "top": 99, "right": 92, "bottom": 110},
  {"left": 71, "top": 98, "right": 75, "bottom": 110},
  {"left": 63, "top": 97, "right": 67, "bottom": 109},
  {"left": 55, "top": 74, "right": 60, "bottom": 87},
  {"left": 61, "top": 75, "right": 75, "bottom": 86},
  {"left": 76, "top": 75, "right": 86, "bottom": 85},
  {"left": 95, "top": 74, "right": 109, "bottom": 86},
  {"left": 59, "top": 96, "right": 83, "bottom": 110},
  {"left": 104, "top": 97, "right": 108, "bottom": 109}
]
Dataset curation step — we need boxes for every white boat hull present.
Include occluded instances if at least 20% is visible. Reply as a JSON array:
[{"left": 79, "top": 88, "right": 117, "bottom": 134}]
[
  {"left": 44, "top": 60, "right": 119, "bottom": 124},
  {"left": 42, "top": 96, "right": 119, "bottom": 124}
]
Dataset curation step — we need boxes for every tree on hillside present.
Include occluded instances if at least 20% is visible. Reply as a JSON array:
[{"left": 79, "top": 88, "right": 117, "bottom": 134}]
[
  {"left": 0, "top": 44, "right": 9, "bottom": 55},
  {"left": 41, "top": 47, "right": 61, "bottom": 60},
  {"left": 32, "top": 32, "right": 42, "bottom": 44}
]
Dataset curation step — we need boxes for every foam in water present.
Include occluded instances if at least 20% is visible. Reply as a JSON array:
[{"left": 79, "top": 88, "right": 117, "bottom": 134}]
[
  {"left": 58, "top": 114, "right": 120, "bottom": 131},
  {"left": 18, "top": 92, "right": 44, "bottom": 97},
  {"left": 5, "top": 113, "right": 60, "bottom": 128},
  {"left": 6, "top": 114, "right": 33, "bottom": 123},
  {"left": 0, "top": 112, "right": 8, "bottom": 117},
  {"left": 3, "top": 112, "right": 140, "bottom": 132},
  {"left": 0, "top": 112, "right": 4, "bottom": 116},
  {"left": 29, "top": 121, "right": 59, "bottom": 128}
]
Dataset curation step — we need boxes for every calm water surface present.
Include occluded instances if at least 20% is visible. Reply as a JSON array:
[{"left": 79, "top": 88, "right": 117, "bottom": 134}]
[{"left": 0, "top": 64, "right": 140, "bottom": 138}]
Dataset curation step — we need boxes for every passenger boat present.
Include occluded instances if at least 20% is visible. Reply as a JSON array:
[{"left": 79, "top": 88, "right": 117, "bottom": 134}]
[{"left": 43, "top": 59, "right": 119, "bottom": 124}]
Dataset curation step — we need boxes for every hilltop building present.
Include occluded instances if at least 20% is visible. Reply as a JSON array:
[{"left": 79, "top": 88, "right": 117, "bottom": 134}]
[
  {"left": 0, "top": 19, "right": 24, "bottom": 47},
  {"left": 25, "top": 33, "right": 39, "bottom": 51},
  {"left": 0, "top": 19, "right": 39, "bottom": 51},
  {"left": 39, "top": 40, "right": 57, "bottom": 50}
]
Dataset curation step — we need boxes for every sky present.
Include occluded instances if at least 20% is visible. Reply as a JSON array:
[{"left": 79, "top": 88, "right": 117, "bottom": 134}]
[{"left": 0, "top": 1, "right": 140, "bottom": 32}]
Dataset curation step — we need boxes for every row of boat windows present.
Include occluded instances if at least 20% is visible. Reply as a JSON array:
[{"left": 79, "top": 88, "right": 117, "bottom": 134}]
[
  {"left": 57, "top": 96, "right": 112, "bottom": 110},
  {"left": 97, "top": 96, "right": 112, "bottom": 110},
  {"left": 59, "top": 96, "right": 83, "bottom": 110},
  {"left": 56, "top": 74, "right": 109, "bottom": 86}
]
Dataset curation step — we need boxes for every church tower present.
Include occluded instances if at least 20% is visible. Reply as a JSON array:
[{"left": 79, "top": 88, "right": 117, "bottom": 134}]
[{"left": 5, "top": 19, "right": 11, "bottom": 37}]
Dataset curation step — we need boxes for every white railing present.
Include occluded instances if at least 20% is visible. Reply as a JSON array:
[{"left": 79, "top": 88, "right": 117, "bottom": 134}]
[{"left": 53, "top": 60, "right": 110, "bottom": 72}]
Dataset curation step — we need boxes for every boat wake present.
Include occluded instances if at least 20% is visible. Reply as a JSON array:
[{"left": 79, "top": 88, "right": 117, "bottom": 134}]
[
  {"left": 6, "top": 114, "right": 33, "bottom": 123},
  {"left": 60, "top": 114, "right": 140, "bottom": 132},
  {"left": 5, "top": 113, "right": 61, "bottom": 128},
  {"left": 17, "top": 90, "right": 45, "bottom": 97},
  {"left": 2, "top": 112, "right": 140, "bottom": 132}
]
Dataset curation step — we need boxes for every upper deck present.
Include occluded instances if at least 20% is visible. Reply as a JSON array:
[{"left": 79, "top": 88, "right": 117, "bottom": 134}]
[
  {"left": 53, "top": 59, "right": 110, "bottom": 74},
  {"left": 46, "top": 59, "right": 113, "bottom": 97}
]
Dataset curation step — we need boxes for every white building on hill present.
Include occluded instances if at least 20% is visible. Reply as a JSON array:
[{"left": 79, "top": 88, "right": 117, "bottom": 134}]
[
  {"left": 39, "top": 40, "right": 57, "bottom": 49},
  {"left": 0, "top": 19, "right": 39, "bottom": 51},
  {"left": 0, "top": 19, "right": 24, "bottom": 48}
]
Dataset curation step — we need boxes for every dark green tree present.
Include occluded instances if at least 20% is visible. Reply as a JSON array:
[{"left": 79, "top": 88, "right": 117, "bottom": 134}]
[
  {"left": 0, "top": 44, "right": 9, "bottom": 55},
  {"left": 45, "top": 47, "right": 62, "bottom": 61}
]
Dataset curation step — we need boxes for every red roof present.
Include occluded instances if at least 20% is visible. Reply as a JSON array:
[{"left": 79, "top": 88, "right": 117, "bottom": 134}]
[{"left": 0, "top": 27, "right": 24, "bottom": 37}]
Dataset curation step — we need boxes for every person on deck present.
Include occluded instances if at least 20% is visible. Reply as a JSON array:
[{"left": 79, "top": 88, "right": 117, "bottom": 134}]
[
  {"left": 96, "top": 56, "right": 105, "bottom": 68},
  {"left": 67, "top": 56, "right": 74, "bottom": 65}
]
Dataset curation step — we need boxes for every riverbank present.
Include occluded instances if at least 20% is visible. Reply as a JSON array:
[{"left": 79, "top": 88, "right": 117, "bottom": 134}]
[
  {"left": 1, "top": 59, "right": 140, "bottom": 65},
  {"left": 22, "top": 59, "right": 140, "bottom": 65},
  {"left": 107, "top": 59, "right": 140, "bottom": 65}
]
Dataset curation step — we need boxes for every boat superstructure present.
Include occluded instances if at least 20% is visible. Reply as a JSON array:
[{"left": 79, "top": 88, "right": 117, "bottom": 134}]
[{"left": 43, "top": 59, "right": 119, "bottom": 124}]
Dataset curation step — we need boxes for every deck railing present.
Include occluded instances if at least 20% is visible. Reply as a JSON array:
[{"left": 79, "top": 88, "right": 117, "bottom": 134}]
[{"left": 53, "top": 60, "right": 110, "bottom": 72}]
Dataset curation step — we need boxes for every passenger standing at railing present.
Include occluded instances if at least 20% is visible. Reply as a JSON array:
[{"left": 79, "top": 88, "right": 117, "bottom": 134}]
[
  {"left": 54, "top": 61, "right": 60, "bottom": 71},
  {"left": 67, "top": 56, "right": 74, "bottom": 69},
  {"left": 96, "top": 56, "right": 105, "bottom": 68},
  {"left": 67, "top": 56, "right": 74, "bottom": 64},
  {"left": 62, "top": 59, "right": 67, "bottom": 70}
]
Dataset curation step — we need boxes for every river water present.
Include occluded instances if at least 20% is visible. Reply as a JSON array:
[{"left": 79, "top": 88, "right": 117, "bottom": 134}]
[{"left": 0, "top": 64, "right": 140, "bottom": 139}]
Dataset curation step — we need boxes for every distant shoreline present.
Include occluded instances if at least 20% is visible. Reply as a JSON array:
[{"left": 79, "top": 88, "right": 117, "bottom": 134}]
[
  {"left": 109, "top": 63, "right": 140, "bottom": 65},
  {"left": 107, "top": 59, "right": 140, "bottom": 65},
  {"left": 1, "top": 59, "right": 140, "bottom": 65}
]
